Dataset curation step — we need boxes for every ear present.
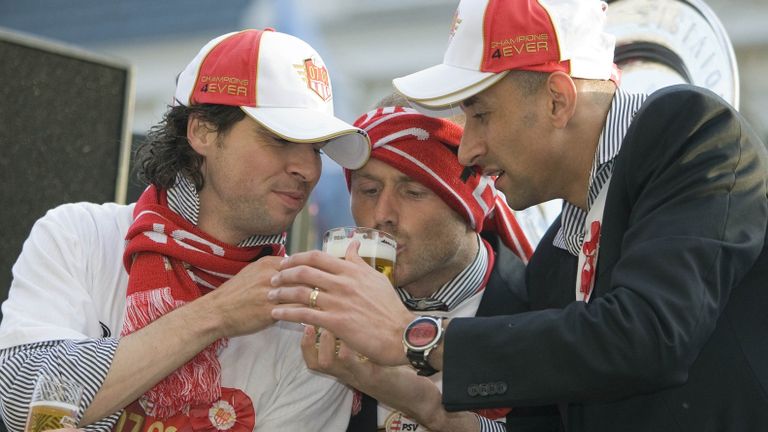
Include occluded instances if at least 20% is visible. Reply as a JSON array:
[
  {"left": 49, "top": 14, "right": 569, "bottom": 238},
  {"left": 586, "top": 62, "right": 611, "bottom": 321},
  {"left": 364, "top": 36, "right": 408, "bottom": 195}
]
[
  {"left": 186, "top": 115, "right": 218, "bottom": 156},
  {"left": 544, "top": 72, "right": 577, "bottom": 129}
]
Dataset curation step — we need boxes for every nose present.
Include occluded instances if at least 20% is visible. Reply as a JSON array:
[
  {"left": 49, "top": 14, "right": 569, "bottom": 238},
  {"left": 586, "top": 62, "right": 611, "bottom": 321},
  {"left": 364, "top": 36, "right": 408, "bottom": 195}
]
[
  {"left": 288, "top": 144, "right": 322, "bottom": 184},
  {"left": 458, "top": 125, "right": 486, "bottom": 167},
  {"left": 373, "top": 188, "right": 398, "bottom": 231}
]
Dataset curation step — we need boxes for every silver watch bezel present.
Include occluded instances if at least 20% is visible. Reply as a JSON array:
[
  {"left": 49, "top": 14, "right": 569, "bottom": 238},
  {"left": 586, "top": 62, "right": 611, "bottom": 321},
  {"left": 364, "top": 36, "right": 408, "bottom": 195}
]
[{"left": 402, "top": 316, "right": 443, "bottom": 353}]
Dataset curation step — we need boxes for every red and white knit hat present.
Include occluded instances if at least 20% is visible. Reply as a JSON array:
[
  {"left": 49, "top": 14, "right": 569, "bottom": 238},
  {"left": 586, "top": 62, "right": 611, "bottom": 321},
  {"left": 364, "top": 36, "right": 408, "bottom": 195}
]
[
  {"left": 347, "top": 107, "right": 533, "bottom": 261},
  {"left": 393, "top": 0, "right": 620, "bottom": 111},
  {"left": 175, "top": 29, "right": 370, "bottom": 169}
]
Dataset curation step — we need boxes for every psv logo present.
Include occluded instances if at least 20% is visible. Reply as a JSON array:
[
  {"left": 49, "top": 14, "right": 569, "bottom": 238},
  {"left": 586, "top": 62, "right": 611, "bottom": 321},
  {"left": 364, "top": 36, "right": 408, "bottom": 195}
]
[
  {"left": 385, "top": 411, "right": 421, "bottom": 431},
  {"left": 304, "top": 58, "right": 332, "bottom": 101}
]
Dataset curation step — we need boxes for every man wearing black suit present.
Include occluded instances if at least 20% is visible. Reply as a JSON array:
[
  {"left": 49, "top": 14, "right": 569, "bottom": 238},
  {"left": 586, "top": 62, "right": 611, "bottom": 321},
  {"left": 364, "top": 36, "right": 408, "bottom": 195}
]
[{"left": 268, "top": 0, "right": 768, "bottom": 430}]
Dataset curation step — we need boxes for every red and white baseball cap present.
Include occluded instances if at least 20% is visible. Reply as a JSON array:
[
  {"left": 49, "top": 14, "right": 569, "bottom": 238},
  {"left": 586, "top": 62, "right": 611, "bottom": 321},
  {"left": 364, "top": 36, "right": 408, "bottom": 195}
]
[
  {"left": 175, "top": 29, "right": 370, "bottom": 169},
  {"left": 393, "top": 0, "right": 620, "bottom": 110},
  {"left": 346, "top": 106, "right": 534, "bottom": 262}
]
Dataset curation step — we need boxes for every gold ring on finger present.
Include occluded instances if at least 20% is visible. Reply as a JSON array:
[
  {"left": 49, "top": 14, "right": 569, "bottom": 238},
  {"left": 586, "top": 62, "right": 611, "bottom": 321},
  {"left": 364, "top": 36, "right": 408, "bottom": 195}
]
[{"left": 309, "top": 287, "right": 320, "bottom": 309}]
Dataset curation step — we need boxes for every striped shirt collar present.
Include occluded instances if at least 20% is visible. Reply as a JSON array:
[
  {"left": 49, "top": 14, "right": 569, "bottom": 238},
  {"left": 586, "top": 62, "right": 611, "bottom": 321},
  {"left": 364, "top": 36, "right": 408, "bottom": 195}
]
[
  {"left": 167, "top": 174, "right": 286, "bottom": 248},
  {"left": 553, "top": 88, "right": 648, "bottom": 256},
  {"left": 396, "top": 234, "right": 488, "bottom": 312}
]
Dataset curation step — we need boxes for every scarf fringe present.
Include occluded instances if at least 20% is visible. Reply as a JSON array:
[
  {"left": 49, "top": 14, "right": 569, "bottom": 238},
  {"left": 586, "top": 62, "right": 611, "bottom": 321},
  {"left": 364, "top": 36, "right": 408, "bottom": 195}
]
[
  {"left": 122, "top": 287, "right": 182, "bottom": 334},
  {"left": 124, "top": 286, "right": 228, "bottom": 419},
  {"left": 122, "top": 186, "right": 281, "bottom": 419},
  {"left": 140, "top": 340, "right": 226, "bottom": 418}
]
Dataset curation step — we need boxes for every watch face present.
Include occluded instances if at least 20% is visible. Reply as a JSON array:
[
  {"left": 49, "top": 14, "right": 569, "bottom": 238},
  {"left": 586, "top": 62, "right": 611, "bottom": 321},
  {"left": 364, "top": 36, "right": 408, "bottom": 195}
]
[{"left": 405, "top": 319, "right": 439, "bottom": 349}]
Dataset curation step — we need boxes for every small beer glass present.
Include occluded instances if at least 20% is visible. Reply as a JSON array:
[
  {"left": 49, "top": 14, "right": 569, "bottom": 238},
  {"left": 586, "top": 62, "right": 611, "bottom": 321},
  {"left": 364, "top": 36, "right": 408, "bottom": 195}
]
[
  {"left": 25, "top": 375, "right": 83, "bottom": 432},
  {"left": 323, "top": 227, "right": 396, "bottom": 285}
]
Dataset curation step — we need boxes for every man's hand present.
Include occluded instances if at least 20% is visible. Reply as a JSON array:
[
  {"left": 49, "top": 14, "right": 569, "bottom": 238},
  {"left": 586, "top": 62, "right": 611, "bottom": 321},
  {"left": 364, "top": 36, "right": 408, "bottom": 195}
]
[
  {"left": 301, "top": 326, "right": 378, "bottom": 388},
  {"left": 301, "top": 327, "right": 478, "bottom": 432},
  {"left": 269, "top": 241, "right": 414, "bottom": 366},
  {"left": 204, "top": 255, "right": 287, "bottom": 338}
]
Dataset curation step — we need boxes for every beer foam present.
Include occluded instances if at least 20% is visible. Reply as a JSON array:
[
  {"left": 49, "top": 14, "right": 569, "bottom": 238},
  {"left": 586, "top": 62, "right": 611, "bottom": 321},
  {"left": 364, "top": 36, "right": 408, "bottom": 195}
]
[
  {"left": 324, "top": 232, "right": 396, "bottom": 261},
  {"left": 29, "top": 400, "right": 78, "bottom": 412}
]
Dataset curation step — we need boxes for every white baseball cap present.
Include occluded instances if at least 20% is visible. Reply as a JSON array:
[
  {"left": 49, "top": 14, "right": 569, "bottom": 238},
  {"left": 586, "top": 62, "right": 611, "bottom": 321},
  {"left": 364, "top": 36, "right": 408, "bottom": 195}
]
[
  {"left": 393, "top": 0, "right": 620, "bottom": 111},
  {"left": 176, "top": 29, "right": 370, "bottom": 169}
]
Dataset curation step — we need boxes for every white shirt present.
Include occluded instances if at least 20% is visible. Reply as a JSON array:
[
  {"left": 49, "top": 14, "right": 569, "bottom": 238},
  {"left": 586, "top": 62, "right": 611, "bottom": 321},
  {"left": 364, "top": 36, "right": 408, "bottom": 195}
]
[{"left": 0, "top": 202, "right": 352, "bottom": 432}]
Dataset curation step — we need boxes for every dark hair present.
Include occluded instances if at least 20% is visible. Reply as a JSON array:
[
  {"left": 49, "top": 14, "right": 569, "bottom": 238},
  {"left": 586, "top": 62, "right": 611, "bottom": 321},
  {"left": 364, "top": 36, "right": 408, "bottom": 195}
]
[
  {"left": 134, "top": 104, "right": 246, "bottom": 190},
  {"left": 506, "top": 70, "right": 549, "bottom": 97}
]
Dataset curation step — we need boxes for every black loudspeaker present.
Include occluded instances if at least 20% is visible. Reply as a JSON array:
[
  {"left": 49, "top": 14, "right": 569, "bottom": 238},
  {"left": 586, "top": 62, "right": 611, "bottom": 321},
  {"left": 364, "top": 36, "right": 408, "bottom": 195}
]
[{"left": 0, "top": 28, "right": 133, "bottom": 323}]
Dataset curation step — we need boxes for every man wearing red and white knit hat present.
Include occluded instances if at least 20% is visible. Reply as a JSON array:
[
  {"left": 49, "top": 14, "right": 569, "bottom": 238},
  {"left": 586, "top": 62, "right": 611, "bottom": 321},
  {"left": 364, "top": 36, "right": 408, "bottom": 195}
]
[
  {"left": 271, "top": 0, "right": 768, "bottom": 431},
  {"left": 303, "top": 98, "right": 555, "bottom": 431},
  {"left": 0, "top": 29, "right": 369, "bottom": 432}
]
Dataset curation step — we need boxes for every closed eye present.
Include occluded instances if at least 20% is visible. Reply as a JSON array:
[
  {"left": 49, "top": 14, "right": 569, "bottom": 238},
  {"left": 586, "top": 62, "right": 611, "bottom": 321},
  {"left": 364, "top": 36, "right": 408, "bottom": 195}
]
[{"left": 405, "top": 189, "right": 427, "bottom": 198}]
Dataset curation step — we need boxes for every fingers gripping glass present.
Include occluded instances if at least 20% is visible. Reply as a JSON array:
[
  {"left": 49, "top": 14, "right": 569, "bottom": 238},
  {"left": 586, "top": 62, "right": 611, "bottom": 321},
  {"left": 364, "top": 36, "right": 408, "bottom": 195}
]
[{"left": 313, "top": 227, "right": 397, "bottom": 353}]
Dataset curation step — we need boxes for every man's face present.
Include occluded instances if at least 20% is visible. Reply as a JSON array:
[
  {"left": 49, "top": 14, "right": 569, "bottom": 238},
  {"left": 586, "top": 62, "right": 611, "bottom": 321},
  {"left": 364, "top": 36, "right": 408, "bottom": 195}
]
[
  {"left": 458, "top": 76, "right": 557, "bottom": 210},
  {"left": 350, "top": 158, "right": 472, "bottom": 292},
  {"left": 198, "top": 116, "right": 322, "bottom": 241}
]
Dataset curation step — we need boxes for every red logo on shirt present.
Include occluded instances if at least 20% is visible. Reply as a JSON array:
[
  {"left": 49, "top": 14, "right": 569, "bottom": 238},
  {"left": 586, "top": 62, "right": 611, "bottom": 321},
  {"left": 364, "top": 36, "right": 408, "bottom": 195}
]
[
  {"left": 580, "top": 221, "right": 602, "bottom": 300},
  {"left": 114, "top": 388, "right": 254, "bottom": 432}
]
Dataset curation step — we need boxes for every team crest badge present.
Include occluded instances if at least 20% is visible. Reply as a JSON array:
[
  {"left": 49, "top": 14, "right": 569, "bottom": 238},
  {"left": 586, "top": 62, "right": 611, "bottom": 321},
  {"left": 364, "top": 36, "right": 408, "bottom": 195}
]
[
  {"left": 188, "top": 388, "right": 255, "bottom": 432},
  {"left": 208, "top": 399, "right": 237, "bottom": 430},
  {"left": 384, "top": 411, "right": 422, "bottom": 431},
  {"left": 303, "top": 58, "right": 332, "bottom": 101}
]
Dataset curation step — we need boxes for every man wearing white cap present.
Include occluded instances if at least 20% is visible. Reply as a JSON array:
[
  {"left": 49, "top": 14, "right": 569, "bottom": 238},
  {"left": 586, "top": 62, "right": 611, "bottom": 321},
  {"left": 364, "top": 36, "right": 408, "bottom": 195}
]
[
  {"left": 0, "top": 29, "right": 369, "bottom": 431},
  {"left": 269, "top": 1, "right": 768, "bottom": 431}
]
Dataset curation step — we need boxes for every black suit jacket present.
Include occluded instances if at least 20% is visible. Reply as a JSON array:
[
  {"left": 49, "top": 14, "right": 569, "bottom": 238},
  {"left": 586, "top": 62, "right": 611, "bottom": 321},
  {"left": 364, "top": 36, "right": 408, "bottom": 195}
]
[
  {"left": 347, "top": 241, "right": 562, "bottom": 431},
  {"left": 441, "top": 85, "right": 768, "bottom": 431}
]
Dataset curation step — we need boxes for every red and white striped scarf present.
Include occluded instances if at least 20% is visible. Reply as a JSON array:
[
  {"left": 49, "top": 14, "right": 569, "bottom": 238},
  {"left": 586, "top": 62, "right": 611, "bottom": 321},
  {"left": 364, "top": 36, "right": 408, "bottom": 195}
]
[{"left": 121, "top": 185, "right": 285, "bottom": 418}]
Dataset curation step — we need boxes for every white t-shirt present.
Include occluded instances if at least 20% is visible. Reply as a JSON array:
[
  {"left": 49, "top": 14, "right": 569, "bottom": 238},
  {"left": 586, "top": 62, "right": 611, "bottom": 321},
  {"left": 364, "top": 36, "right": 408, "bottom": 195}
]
[{"left": 0, "top": 202, "right": 352, "bottom": 432}]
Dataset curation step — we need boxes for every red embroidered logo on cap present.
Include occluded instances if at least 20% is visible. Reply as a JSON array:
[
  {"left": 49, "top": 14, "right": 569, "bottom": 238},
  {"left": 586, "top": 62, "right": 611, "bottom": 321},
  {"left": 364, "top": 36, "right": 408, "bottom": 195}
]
[
  {"left": 481, "top": 0, "right": 561, "bottom": 73},
  {"left": 303, "top": 58, "right": 331, "bottom": 101}
]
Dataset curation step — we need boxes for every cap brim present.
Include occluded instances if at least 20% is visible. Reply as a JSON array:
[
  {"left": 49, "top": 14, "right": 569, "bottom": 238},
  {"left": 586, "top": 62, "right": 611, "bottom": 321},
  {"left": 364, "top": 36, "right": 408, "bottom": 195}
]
[
  {"left": 242, "top": 107, "right": 371, "bottom": 170},
  {"left": 406, "top": 100, "right": 464, "bottom": 119},
  {"left": 393, "top": 63, "right": 508, "bottom": 110}
]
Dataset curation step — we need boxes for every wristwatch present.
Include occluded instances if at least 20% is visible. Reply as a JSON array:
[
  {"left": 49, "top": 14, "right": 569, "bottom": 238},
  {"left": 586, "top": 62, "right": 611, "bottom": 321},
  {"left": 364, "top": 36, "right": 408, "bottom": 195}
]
[{"left": 403, "top": 316, "right": 444, "bottom": 376}]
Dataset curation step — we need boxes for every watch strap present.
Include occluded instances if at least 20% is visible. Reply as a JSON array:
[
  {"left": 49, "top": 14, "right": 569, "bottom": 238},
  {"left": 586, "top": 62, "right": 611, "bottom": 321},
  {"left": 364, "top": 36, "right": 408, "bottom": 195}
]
[{"left": 406, "top": 348, "right": 440, "bottom": 376}]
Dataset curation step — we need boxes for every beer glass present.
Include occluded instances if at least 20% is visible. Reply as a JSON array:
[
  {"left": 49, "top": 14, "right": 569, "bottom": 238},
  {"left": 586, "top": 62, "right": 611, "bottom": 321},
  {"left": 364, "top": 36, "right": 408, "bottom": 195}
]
[
  {"left": 25, "top": 375, "right": 83, "bottom": 432},
  {"left": 323, "top": 227, "right": 396, "bottom": 285}
]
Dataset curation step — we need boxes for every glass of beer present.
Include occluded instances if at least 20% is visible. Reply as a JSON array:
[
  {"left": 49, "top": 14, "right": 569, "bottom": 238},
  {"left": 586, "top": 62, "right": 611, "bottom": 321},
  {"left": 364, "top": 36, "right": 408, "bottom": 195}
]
[
  {"left": 322, "top": 227, "right": 396, "bottom": 285},
  {"left": 25, "top": 375, "right": 83, "bottom": 432}
]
